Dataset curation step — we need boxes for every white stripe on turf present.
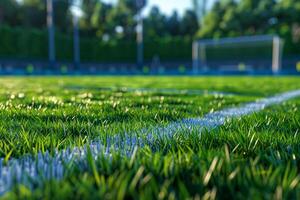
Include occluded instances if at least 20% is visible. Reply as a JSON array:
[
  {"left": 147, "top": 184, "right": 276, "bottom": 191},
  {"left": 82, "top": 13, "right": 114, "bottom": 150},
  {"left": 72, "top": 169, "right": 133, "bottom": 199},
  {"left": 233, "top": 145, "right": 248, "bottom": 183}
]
[{"left": 0, "top": 89, "right": 300, "bottom": 195}]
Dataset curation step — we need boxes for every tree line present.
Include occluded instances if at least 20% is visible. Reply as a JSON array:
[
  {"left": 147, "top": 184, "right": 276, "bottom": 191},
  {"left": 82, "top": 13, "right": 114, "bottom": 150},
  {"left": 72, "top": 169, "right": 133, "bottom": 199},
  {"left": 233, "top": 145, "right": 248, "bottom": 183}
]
[
  {"left": 0, "top": 0, "right": 300, "bottom": 61},
  {"left": 0, "top": 0, "right": 199, "bottom": 40}
]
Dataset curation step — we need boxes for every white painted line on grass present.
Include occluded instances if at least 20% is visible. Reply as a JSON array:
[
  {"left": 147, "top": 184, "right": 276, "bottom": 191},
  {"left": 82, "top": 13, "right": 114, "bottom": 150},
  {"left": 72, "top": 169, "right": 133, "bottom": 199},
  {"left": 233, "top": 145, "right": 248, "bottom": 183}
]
[{"left": 0, "top": 89, "right": 300, "bottom": 195}]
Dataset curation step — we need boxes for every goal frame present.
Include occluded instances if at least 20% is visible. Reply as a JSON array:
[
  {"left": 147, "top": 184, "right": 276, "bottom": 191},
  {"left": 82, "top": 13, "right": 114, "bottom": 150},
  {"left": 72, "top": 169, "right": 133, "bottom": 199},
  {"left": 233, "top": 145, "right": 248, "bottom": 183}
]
[{"left": 192, "top": 35, "right": 284, "bottom": 74}]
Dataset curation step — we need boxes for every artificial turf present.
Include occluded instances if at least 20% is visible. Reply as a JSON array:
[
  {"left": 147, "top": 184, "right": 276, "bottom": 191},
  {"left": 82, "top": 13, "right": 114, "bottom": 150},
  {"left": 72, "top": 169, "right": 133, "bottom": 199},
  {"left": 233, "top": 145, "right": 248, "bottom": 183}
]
[{"left": 0, "top": 76, "right": 299, "bottom": 199}]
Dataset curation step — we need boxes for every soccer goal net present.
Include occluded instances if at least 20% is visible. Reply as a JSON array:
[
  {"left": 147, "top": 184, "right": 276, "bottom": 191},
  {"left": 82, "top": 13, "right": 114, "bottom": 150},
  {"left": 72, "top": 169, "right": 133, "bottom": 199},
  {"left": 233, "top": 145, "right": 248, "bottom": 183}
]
[{"left": 192, "top": 35, "right": 284, "bottom": 74}]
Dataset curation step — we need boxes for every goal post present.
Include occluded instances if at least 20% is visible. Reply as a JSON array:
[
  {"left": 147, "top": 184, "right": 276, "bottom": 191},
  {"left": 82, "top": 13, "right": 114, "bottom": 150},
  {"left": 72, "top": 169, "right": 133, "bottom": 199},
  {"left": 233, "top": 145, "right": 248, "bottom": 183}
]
[{"left": 192, "top": 35, "right": 284, "bottom": 74}]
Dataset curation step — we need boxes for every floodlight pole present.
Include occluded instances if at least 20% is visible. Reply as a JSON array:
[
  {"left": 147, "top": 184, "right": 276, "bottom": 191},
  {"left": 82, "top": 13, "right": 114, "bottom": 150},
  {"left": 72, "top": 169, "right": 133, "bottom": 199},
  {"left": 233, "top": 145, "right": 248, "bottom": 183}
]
[
  {"left": 47, "top": 0, "right": 55, "bottom": 68},
  {"left": 192, "top": 41, "right": 199, "bottom": 75},
  {"left": 137, "top": 9, "right": 144, "bottom": 69},
  {"left": 73, "top": 14, "right": 80, "bottom": 71}
]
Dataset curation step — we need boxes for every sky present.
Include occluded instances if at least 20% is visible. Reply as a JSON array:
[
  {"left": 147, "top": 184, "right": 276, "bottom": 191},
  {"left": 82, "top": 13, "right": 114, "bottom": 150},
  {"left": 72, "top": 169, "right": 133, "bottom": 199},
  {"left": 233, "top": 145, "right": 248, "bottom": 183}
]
[
  {"left": 102, "top": 0, "right": 194, "bottom": 16},
  {"left": 18, "top": 0, "right": 209, "bottom": 16}
]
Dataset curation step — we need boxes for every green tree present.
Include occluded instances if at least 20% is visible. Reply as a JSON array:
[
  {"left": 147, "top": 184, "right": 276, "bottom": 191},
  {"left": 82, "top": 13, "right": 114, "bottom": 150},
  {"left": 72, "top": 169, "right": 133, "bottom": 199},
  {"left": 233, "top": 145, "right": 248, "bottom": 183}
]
[
  {"left": 0, "top": 0, "right": 21, "bottom": 26},
  {"left": 144, "top": 6, "right": 167, "bottom": 38},
  {"left": 166, "top": 11, "right": 180, "bottom": 36},
  {"left": 90, "top": 2, "right": 113, "bottom": 38},
  {"left": 105, "top": 0, "right": 138, "bottom": 40},
  {"left": 54, "top": 1, "right": 72, "bottom": 33},
  {"left": 80, "top": 0, "right": 98, "bottom": 36},
  {"left": 21, "top": 0, "right": 46, "bottom": 28},
  {"left": 180, "top": 10, "right": 199, "bottom": 37},
  {"left": 197, "top": 1, "right": 223, "bottom": 38}
]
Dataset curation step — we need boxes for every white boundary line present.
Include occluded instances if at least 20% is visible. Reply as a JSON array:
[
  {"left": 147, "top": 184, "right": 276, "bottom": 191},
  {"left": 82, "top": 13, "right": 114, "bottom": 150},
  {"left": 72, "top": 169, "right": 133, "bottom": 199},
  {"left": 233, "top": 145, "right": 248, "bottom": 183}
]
[{"left": 0, "top": 89, "right": 300, "bottom": 195}]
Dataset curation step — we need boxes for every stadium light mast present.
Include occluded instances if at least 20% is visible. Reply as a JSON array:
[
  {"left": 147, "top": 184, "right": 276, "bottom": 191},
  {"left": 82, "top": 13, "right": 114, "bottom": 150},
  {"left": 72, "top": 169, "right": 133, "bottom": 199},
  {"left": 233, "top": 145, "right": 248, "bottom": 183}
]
[
  {"left": 73, "top": 15, "right": 80, "bottom": 71},
  {"left": 136, "top": 0, "right": 146, "bottom": 69},
  {"left": 71, "top": 3, "right": 82, "bottom": 72},
  {"left": 192, "top": 41, "right": 199, "bottom": 75},
  {"left": 47, "top": 0, "right": 55, "bottom": 68},
  {"left": 136, "top": 11, "right": 143, "bottom": 68}
]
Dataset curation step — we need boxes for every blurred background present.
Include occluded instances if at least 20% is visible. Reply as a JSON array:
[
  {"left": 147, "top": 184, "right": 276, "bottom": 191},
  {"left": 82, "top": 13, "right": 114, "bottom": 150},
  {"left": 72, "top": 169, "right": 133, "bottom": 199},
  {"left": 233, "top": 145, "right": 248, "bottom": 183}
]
[{"left": 0, "top": 0, "right": 300, "bottom": 75}]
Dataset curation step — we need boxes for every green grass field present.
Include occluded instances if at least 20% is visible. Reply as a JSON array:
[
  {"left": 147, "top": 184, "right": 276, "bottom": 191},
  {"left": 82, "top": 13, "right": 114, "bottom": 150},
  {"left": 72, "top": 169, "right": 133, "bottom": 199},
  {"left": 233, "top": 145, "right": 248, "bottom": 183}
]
[{"left": 0, "top": 76, "right": 300, "bottom": 199}]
